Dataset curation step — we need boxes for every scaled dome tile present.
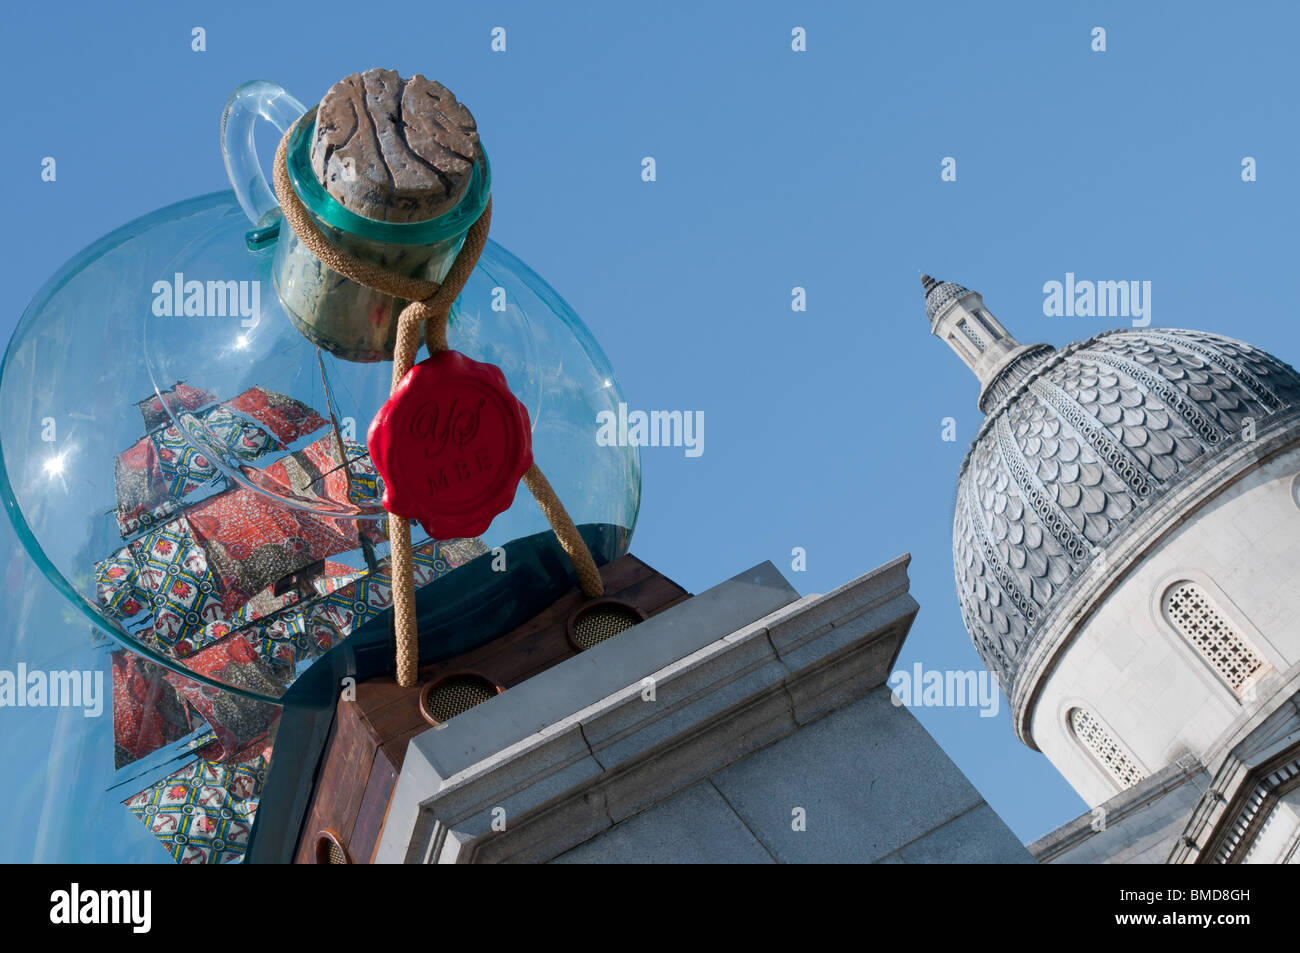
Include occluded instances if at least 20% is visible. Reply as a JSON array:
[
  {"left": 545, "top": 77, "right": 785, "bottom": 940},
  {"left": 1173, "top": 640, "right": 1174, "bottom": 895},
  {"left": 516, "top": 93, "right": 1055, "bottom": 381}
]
[{"left": 952, "top": 328, "right": 1300, "bottom": 692}]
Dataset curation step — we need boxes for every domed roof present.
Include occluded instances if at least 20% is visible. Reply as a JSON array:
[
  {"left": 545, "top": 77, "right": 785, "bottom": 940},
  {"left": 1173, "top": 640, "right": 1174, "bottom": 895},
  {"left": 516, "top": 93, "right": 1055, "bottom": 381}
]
[
  {"left": 941, "top": 305, "right": 1300, "bottom": 700},
  {"left": 921, "top": 274, "right": 975, "bottom": 322}
]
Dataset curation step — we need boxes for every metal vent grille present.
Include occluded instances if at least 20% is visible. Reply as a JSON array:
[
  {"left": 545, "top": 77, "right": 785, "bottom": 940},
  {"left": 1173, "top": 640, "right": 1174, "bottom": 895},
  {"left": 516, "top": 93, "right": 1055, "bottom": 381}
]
[
  {"left": 423, "top": 675, "right": 497, "bottom": 724},
  {"left": 1163, "top": 582, "right": 1266, "bottom": 695},
  {"left": 958, "top": 318, "right": 987, "bottom": 353},
  {"left": 572, "top": 604, "right": 641, "bottom": 650},
  {"left": 315, "top": 833, "right": 349, "bottom": 864},
  {"left": 1070, "top": 708, "right": 1145, "bottom": 789}
]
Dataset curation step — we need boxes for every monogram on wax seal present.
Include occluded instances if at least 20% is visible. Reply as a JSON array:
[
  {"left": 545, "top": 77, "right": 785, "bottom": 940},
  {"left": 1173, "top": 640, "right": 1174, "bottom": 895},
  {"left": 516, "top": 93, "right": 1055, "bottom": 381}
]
[{"left": 367, "top": 350, "right": 533, "bottom": 539}]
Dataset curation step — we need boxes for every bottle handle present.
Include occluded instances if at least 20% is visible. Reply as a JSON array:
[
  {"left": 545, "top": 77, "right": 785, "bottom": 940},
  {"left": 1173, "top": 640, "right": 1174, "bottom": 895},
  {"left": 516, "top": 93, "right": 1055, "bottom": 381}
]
[{"left": 220, "top": 81, "right": 307, "bottom": 231}]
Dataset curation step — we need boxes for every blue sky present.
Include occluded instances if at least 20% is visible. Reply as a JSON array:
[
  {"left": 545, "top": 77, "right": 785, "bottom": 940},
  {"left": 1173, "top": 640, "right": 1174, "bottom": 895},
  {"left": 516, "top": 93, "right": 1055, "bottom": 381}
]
[{"left": 3, "top": 0, "right": 1299, "bottom": 859}]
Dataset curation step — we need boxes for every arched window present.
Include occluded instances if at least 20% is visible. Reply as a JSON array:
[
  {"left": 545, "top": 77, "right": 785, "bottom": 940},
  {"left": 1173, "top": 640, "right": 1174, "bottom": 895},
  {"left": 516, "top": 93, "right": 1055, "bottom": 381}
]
[
  {"left": 1161, "top": 581, "right": 1266, "bottom": 698},
  {"left": 1069, "top": 707, "right": 1145, "bottom": 789}
]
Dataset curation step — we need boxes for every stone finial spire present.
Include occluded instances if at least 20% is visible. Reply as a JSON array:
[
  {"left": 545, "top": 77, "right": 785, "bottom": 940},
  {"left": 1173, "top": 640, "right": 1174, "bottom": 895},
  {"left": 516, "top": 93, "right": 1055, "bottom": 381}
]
[{"left": 921, "top": 274, "right": 1052, "bottom": 410}]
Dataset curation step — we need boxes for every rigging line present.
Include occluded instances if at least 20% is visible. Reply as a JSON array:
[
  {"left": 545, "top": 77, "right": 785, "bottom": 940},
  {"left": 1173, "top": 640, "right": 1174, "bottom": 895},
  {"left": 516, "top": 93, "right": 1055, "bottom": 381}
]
[
  {"left": 306, "top": 450, "right": 372, "bottom": 487},
  {"left": 104, "top": 731, "right": 220, "bottom": 792},
  {"left": 330, "top": 354, "right": 364, "bottom": 410},
  {"left": 317, "top": 348, "right": 354, "bottom": 501}
]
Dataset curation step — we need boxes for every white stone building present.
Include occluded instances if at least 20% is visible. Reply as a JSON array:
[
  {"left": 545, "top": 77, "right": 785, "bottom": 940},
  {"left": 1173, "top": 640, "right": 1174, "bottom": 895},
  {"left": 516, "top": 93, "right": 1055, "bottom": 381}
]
[
  {"left": 272, "top": 275, "right": 1300, "bottom": 864},
  {"left": 925, "top": 274, "right": 1300, "bottom": 864},
  {"left": 367, "top": 557, "right": 1033, "bottom": 863}
]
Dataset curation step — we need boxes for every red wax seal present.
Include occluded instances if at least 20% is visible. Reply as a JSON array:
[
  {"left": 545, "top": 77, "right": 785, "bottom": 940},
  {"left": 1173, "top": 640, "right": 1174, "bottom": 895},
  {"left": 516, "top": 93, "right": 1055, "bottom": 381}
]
[{"left": 367, "top": 350, "right": 533, "bottom": 539}]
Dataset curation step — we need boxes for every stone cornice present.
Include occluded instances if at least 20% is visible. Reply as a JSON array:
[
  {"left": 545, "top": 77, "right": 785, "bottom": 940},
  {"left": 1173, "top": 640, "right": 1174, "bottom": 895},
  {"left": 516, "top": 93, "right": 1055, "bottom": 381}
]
[
  {"left": 373, "top": 556, "right": 919, "bottom": 863},
  {"left": 1028, "top": 757, "right": 1207, "bottom": 862}
]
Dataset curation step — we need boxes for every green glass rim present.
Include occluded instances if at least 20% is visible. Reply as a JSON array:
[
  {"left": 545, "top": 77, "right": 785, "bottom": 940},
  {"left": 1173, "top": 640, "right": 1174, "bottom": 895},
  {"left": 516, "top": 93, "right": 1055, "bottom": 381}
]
[{"left": 286, "top": 106, "right": 492, "bottom": 245}]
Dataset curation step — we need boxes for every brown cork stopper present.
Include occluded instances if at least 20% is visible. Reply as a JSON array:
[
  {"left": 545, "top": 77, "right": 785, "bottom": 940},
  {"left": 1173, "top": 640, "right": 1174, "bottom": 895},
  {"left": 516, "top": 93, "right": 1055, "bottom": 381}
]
[{"left": 310, "top": 68, "right": 480, "bottom": 224}]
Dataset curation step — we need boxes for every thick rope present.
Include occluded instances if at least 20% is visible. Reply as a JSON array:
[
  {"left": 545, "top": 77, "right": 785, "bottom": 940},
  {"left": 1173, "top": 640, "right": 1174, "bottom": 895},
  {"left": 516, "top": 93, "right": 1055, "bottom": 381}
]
[
  {"left": 522, "top": 464, "right": 605, "bottom": 596},
  {"left": 273, "top": 130, "right": 604, "bottom": 688}
]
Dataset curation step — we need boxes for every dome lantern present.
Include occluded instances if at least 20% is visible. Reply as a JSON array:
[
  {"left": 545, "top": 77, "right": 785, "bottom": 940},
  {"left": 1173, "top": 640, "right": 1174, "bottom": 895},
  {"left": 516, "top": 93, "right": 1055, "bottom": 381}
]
[{"left": 922, "top": 274, "right": 1055, "bottom": 412}]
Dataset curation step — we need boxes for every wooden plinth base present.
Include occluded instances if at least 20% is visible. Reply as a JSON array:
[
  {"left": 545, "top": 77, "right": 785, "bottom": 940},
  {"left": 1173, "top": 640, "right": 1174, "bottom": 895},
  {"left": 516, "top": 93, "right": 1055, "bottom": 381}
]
[{"left": 294, "top": 553, "right": 690, "bottom": 863}]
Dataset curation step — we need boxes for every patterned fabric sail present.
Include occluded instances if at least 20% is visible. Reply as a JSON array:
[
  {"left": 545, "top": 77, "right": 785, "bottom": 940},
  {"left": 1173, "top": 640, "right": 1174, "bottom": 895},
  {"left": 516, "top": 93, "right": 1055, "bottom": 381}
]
[{"left": 96, "top": 381, "right": 485, "bottom": 862}]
